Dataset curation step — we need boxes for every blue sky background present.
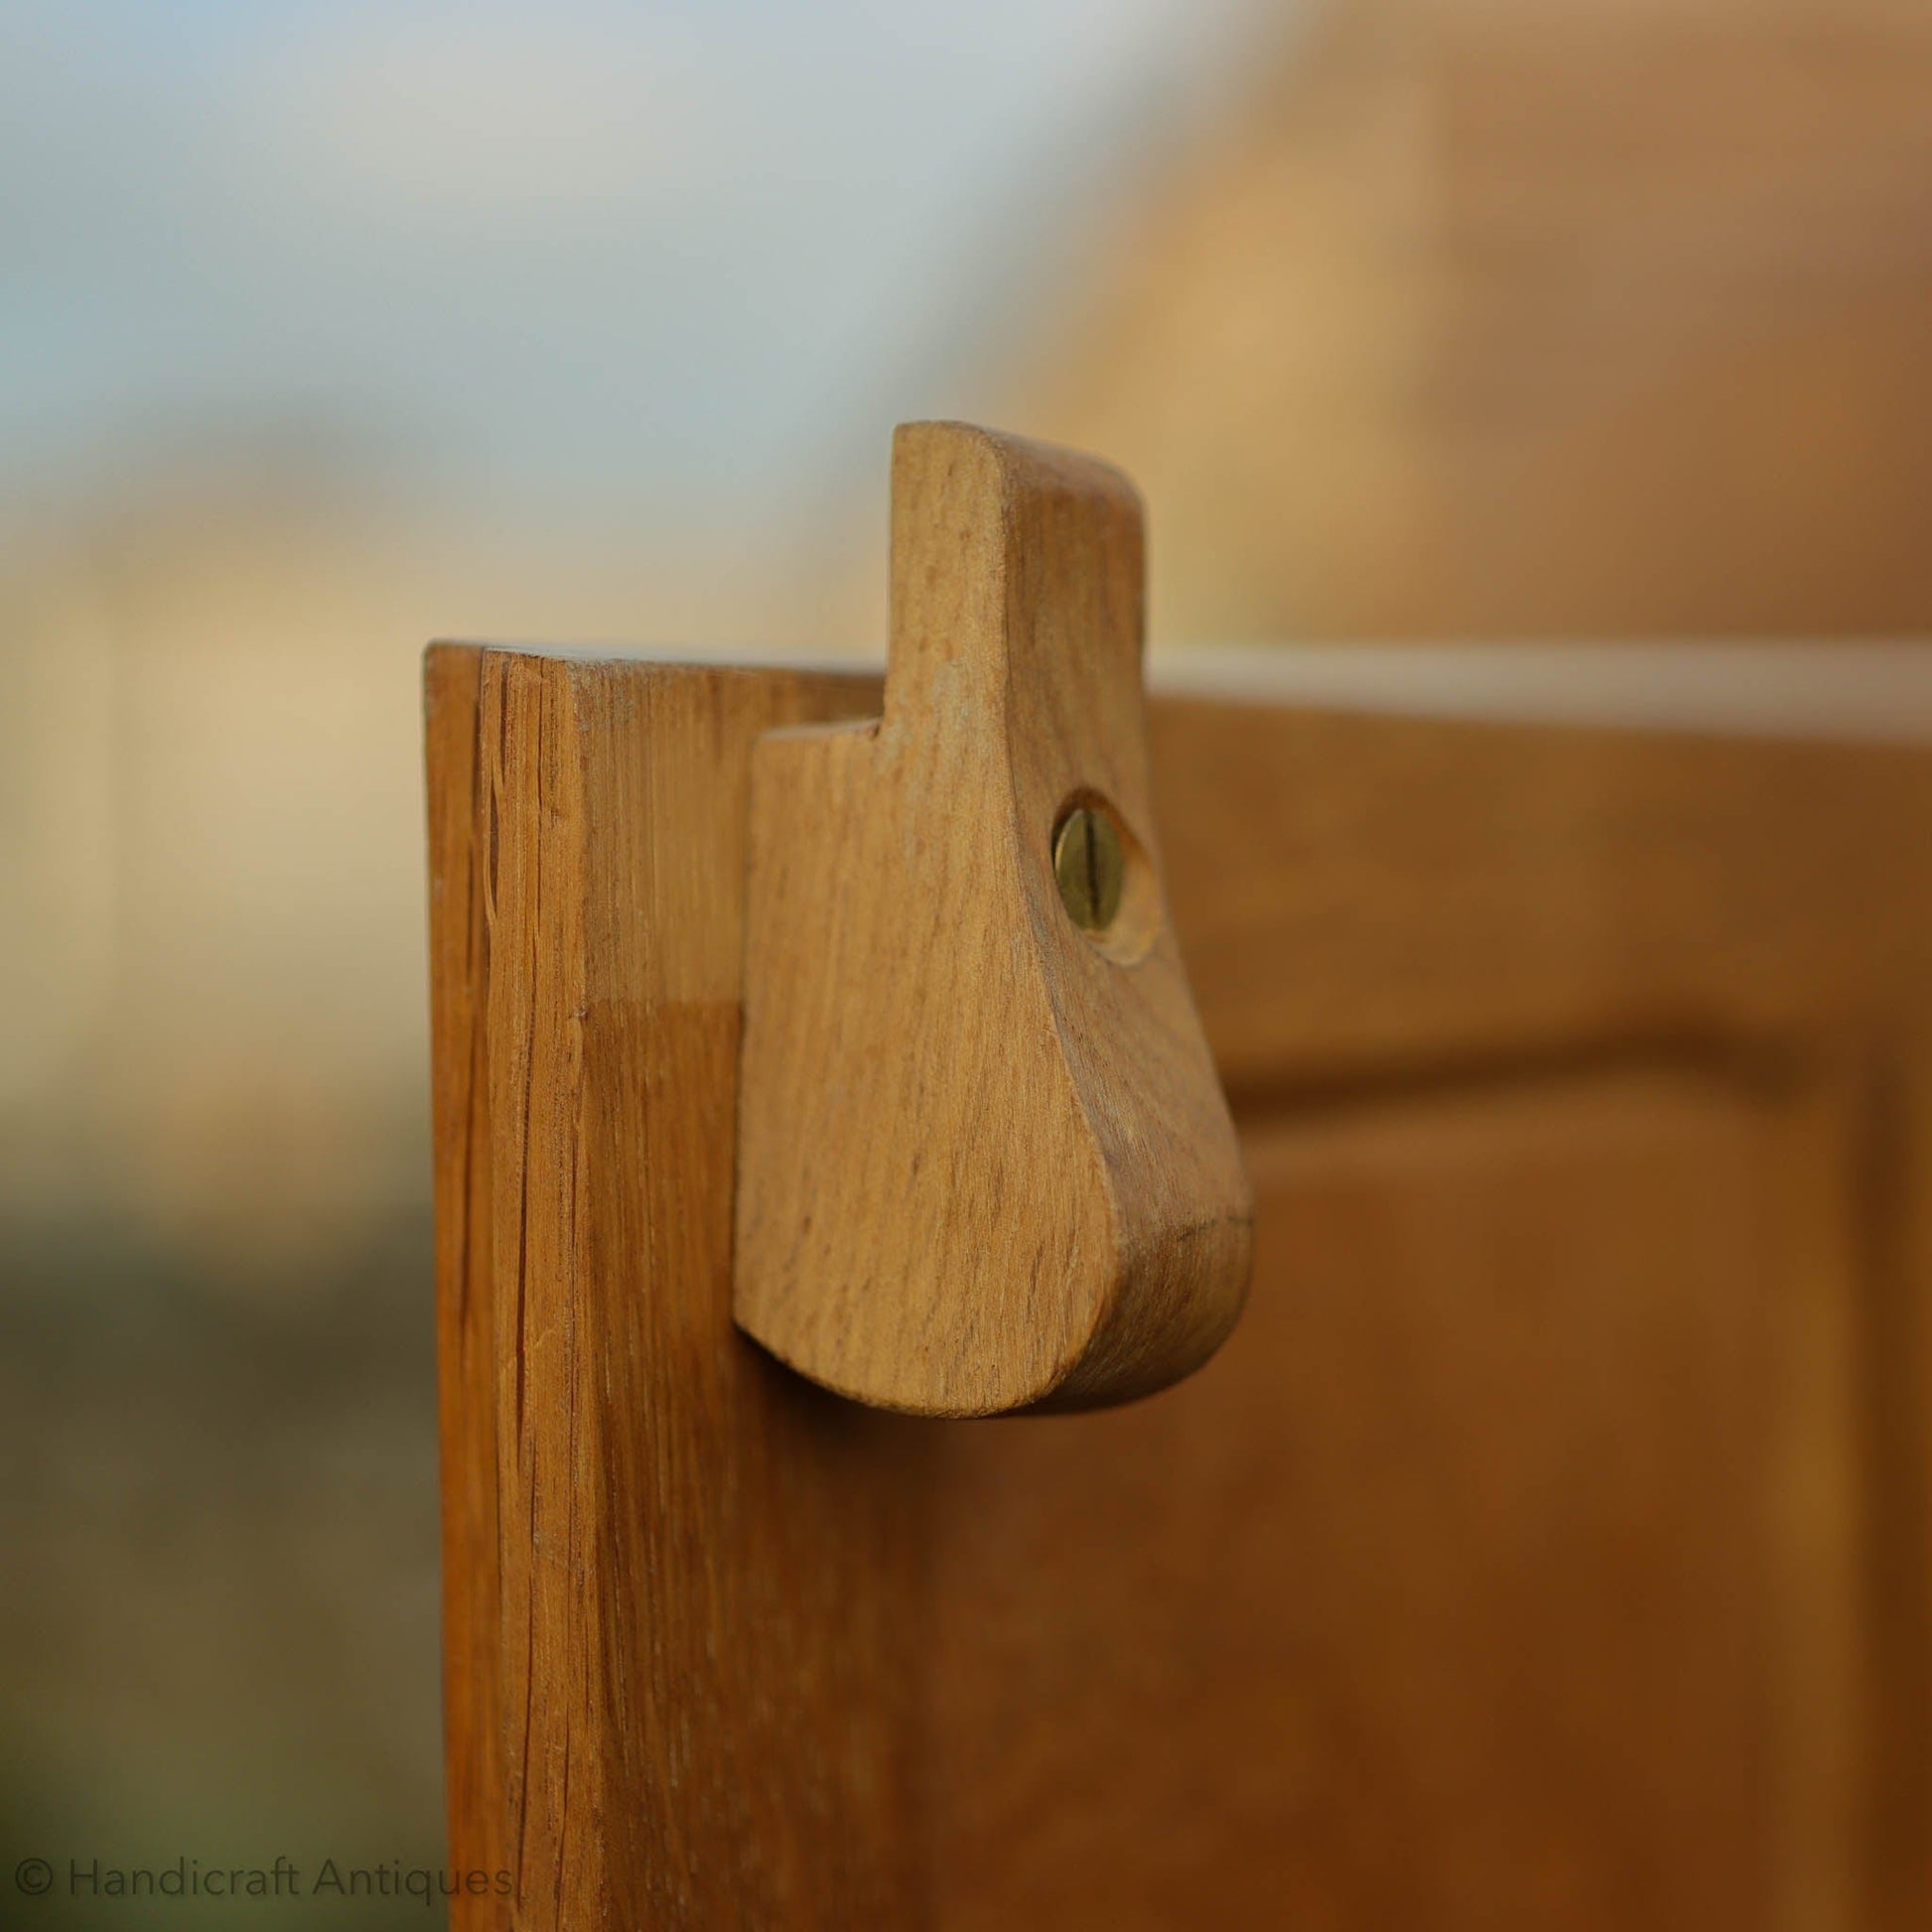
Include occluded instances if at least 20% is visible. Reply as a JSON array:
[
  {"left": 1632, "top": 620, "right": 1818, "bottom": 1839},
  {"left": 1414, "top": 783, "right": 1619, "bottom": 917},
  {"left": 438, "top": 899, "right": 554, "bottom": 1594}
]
[{"left": 2, "top": 0, "right": 1271, "bottom": 538}]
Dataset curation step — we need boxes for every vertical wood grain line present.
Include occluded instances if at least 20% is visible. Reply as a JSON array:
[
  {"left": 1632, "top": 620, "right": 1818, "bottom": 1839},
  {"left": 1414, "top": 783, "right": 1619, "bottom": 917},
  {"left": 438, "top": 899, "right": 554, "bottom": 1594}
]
[{"left": 427, "top": 643, "right": 509, "bottom": 1929}]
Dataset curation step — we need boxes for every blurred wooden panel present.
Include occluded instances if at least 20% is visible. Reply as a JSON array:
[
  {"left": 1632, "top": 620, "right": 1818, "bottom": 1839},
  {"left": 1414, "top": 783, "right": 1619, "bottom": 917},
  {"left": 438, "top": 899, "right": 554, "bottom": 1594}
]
[
  {"left": 1013, "top": 4, "right": 1932, "bottom": 638},
  {"left": 1147, "top": 697, "right": 1932, "bottom": 1091},
  {"left": 928, "top": 1063, "right": 1860, "bottom": 1929}
]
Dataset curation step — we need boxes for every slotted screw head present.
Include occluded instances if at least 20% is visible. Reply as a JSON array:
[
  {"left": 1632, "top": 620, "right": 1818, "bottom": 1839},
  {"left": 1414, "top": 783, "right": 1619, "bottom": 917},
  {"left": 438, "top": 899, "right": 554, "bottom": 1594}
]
[{"left": 1053, "top": 802, "right": 1126, "bottom": 935}]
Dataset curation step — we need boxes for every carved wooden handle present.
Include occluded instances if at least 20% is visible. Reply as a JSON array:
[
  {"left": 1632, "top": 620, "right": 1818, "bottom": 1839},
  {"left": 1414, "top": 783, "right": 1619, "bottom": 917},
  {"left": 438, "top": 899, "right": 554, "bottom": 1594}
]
[{"left": 734, "top": 422, "right": 1252, "bottom": 1416}]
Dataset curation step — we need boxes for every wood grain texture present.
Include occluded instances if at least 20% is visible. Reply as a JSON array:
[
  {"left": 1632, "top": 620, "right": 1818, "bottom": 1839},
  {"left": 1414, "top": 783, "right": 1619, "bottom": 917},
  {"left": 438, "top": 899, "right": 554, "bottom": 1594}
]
[
  {"left": 929, "top": 1068, "right": 1798, "bottom": 1929},
  {"left": 1147, "top": 699, "right": 1932, "bottom": 1093},
  {"left": 426, "top": 643, "right": 923, "bottom": 1931},
  {"left": 734, "top": 423, "right": 1250, "bottom": 1415},
  {"left": 429, "top": 635, "right": 1932, "bottom": 1928}
]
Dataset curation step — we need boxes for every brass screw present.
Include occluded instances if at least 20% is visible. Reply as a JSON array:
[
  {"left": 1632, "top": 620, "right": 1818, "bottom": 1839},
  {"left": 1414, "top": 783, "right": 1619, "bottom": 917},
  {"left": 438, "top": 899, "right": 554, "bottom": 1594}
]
[{"left": 1052, "top": 802, "right": 1126, "bottom": 935}]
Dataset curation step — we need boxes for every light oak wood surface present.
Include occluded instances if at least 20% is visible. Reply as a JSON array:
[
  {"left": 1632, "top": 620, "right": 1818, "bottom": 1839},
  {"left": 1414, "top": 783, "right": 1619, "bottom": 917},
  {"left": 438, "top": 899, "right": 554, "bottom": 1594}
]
[
  {"left": 427, "top": 646, "right": 920, "bottom": 1928},
  {"left": 426, "top": 444, "right": 1932, "bottom": 1932},
  {"left": 735, "top": 423, "right": 1250, "bottom": 1416}
]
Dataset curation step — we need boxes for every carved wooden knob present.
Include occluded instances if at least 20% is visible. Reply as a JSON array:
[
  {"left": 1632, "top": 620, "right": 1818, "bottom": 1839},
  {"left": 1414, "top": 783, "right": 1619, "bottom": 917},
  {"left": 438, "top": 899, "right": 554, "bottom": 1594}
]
[{"left": 733, "top": 422, "right": 1253, "bottom": 1416}]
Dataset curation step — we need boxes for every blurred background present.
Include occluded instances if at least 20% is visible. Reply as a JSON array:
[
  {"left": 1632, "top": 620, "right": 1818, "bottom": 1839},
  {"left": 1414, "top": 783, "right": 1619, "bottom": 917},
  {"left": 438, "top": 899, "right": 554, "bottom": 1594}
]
[{"left": 6, "top": 0, "right": 1932, "bottom": 1922}]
